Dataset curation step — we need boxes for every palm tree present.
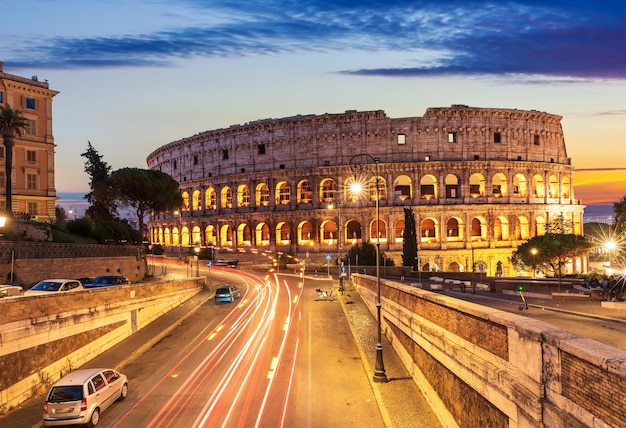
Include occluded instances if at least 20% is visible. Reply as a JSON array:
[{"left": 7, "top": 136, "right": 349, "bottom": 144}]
[{"left": 0, "top": 104, "right": 27, "bottom": 214}]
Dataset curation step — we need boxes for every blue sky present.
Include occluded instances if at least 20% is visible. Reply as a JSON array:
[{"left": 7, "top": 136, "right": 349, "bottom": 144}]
[{"left": 2, "top": 0, "right": 626, "bottom": 210}]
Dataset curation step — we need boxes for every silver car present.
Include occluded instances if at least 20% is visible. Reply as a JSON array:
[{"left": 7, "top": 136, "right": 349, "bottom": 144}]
[
  {"left": 43, "top": 368, "right": 128, "bottom": 427},
  {"left": 24, "top": 279, "right": 84, "bottom": 296}
]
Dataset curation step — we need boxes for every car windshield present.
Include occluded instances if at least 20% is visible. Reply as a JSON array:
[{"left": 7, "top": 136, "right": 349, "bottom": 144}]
[
  {"left": 48, "top": 385, "right": 83, "bottom": 402},
  {"left": 216, "top": 287, "right": 230, "bottom": 294},
  {"left": 93, "top": 277, "right": 115, "bottom": 284},
  {"left": 31, "top": 281, "right": 61, "bottom": 292}
]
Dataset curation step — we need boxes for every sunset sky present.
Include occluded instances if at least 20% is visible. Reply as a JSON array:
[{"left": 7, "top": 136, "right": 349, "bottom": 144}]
[{"left": 2, "top": 0, "right": 625, "bottom": 215}]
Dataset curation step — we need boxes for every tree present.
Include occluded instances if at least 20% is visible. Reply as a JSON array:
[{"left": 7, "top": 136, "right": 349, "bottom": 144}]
[
  {"left": 614, "top": 195, "right": 626, "bottom": 237},
  {"left": 0, "top": 104, "right": 28, "bottom": 214},
  {"left": 510, "top": 234, "right": 594, "bottom": 278},
  {"left": 81, "top": 141, "right": 117, "bottom": 223},
  {"left": 402, "top": 207, "right": 419, "bottom": 270},
  {"left": 108, "top": 168, "right": 182, "bottom": 239}
]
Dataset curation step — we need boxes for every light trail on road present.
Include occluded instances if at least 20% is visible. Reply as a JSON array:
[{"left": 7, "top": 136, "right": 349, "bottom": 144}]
[{"left": 111, "top": 268, "right": 304, "bottom": 427}]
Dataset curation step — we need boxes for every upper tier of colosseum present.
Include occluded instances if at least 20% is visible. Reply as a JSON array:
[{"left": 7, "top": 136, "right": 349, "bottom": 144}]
[{"left": 146, "top": 106, "right": 569, "bottom": 179}]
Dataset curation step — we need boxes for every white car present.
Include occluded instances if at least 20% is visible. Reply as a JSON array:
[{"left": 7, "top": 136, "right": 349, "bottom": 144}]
[
  {"left": 43, "top": 368, "right": 128, "bottom": 427},
  {"left": 24, "top": 279, "right": 84, "bottom": 296}
]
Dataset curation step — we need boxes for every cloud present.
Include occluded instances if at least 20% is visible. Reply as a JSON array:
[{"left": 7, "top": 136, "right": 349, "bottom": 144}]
[{"left": 4, "top": 0, "right": 626, "bottom": 80}]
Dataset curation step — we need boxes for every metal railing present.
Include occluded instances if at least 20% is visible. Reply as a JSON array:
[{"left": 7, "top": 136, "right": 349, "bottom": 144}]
[{"left": 0, "top": 241, "right": 142, "bottom": 261}]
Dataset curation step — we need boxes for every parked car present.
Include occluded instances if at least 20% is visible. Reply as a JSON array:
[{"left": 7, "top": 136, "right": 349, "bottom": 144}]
[
  {"left": 43, "top": 368, "right": 128, "bottom": 427},
  {"left": 214, "top": 285, "right": 241, "bottom": 303},
  {"left": 0, "top": 284, "right": 23, "bottom": 297},
  {"left": 214, "top": 259, "right": 239, "bottom": 267},
  {"left": 24, "top": 279, "right": 84, "bottom": 296},
  {"left": 83, "top": 275, "right": 130, "bottom": 288},
  {"left": 77, "top": 277, "right": 95, "bottom": 286}
]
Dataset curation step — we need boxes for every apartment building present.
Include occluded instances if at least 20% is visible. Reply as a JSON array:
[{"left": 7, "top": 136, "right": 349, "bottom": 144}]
[{"left": 0, "top": 62, "right": 59, "bottom": 220}]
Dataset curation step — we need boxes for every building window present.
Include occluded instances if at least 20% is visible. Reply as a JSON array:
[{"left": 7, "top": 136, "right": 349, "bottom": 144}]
[
  {"left": 27, "top": 173, "right": 38, "bottom": 190},
  {"left": 397, "top": 134, "right": 406, "bottom": 145},
  {"left": 25, "top": 98, "right": 36, "bottom": 110},
  {"left": 0, "top": 91, "right": 3, "bottom": 103},
  {"left": 494, "top": 132, "right": 501, "bottom": 143},
  {"left": 26, "top": 150, "right": 37, "bottom": 163},
  {"left": 258, "top": 144, "right": 266, "bottom": 155},
  {"left": 25, "top": 119, "right": 36, "bottom": 136},
  {"left": 173, "top": 160, "right": 177, "bottom": 170},
  {"left": 222, "top": 149, "right": 229, "bottom": 160},
  {"left": 0, "top": 171, "right": 4, "bottom": 188},
  {"left": 448, "top": 132, "right": 457, "bottom": 143},
  {"left": 0, "top": 146, "right": 4, "bottom": 159},
  {"left": 27, "top": 201, "right": 38, "bottom": 215},
  {"left": 193, "top": 155, "right": 198, "bottom": 165},
  {"left": 534, "top": 135, "right": 540, "bottom": 145}
]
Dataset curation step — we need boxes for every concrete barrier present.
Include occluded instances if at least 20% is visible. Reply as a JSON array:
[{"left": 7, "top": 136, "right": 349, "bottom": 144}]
[{"left": 352, "top": 274, "right": 626, "bottom": 428}]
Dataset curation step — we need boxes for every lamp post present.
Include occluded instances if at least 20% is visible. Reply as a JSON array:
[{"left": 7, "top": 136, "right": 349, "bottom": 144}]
[
  {"left": 350, "top": 153, "right": 387, "bottom": 383},
  {"left": 531, "top": 248, "right": 538, "bottom": 278},
  {"left": 194, "top": 245, "right": 200, "bottom": 277}
]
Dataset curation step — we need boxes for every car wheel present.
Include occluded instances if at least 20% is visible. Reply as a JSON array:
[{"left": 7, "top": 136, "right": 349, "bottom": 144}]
[
  {"left": 87, "top": 408, "right": 100, "bottom": 427},
  {"left": 118, "top": 383, "right": 128, "bottom": 400}
]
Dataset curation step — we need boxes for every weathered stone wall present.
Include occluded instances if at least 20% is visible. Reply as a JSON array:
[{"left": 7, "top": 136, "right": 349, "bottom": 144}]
[
  {"left": 0, "top": 278, "right": 204, "bottom": 413},
  {"left": 0, "top": 256, "right": 145, "bottom": 286},
  {"left": 352, "top": 274, "right": 626, "bottom": 428}
]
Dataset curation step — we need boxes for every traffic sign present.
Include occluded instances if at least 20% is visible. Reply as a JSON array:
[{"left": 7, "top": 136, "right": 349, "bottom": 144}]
[
  {"left": 325, "top": 253, "right": 332, "bottom": 260},
  {"left": 206, "top": 261, "right": 213, "bottom": 268},
  {"left": 340, "top": 265, "right": 347, "bottom": 277}
]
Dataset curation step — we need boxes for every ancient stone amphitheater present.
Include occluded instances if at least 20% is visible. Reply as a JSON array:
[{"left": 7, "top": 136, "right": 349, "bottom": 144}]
[{"left": 146, "top": 105, "right": 584, "bottom": 276}]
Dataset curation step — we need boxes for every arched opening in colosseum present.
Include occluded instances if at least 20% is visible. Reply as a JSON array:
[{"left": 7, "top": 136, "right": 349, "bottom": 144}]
[
  {"left": 420, "top": 218, "right": 438, "bottom": 242},
  {"left": 205, "top": 187, "right": 216, "bottom": 209},
  {"left": 276, "top": 182, "right": 290, "bottom": 205},
  {"left": 493, "top": 217, "right": 509, "bottom": 241},
  {"left": 297, "top": 180, "right": 313, "bottom": 204},
  {"left": 220, "top": 224, "right": 233, "bottom": 247},
  {"left": 469, "top": 173, "right": 485, "bottom": 197},
  {"left": 256, "top": 183, "right": 269, "bottom": 207},
  {"left": 446, "top": 217, "right": 462, "bottom": 240},
  {"left": 156, "top": 227, "right": 163, "bottom": 244},
  {"left": 171, "top": 227, "right": 179, "bottom": 246},
  {"left": 297, "top": 221, "right": 314, "bottom": 244},
  {"left": 370, "top": 219, "right": 386, "bottom": 243},
  {"left": 447, "top": 261, "right": 463, "bottom": 272},
  {"left": 513, "top": 174, "right": 527, "bottom": 197},
  {"left": 535, "top": 215, "right": 546, "bottom": 235},
  {"left": 191, "top": 225, "right": 201, "bottom": 245},
  {"left": 515, "top": 216, "right": 530, "bottom": 240},
  {"left": 320, "top": 179, "right": 337, "bottom": 204},
  {"left": 548, "top": 175, "right": 559, "bottom": 198},
  {"left": 237, "top": 224, "right": 252, "bottom": 246},
  {"left": 321, "top": 220, "right": 338, "bottom": 245},
  {"left": 369, "top": 176, "right": 386, "bottom": 202},
  {"left": 346, "top": 220, "right": 362, "bottom": 245},
  {"left": 420, "top": 175, "right": 437, "bottom": 199},
  {"left": 276, "top": 222, "right": 291, "bottom": 245},
  {"left": 562, "top": 176, "right": 571, "bottom": 199},
  {"left": 394, "top": 219, "right": 404, "bottom": 243},
  {"left": 445, "top": 174, "right": 460, "bottom": 198},
  {"left": 393, "top": 175, "right": 412, "bottom": 201},
  {"left": 532, "top": 174, "right": 545, "bottom": 198},
  {"left": 237, "top": 185, "right": 250, "bottom": 208},
  {"left": 470, "top": 217, "right": 487, "bottom": 240},
  {"left": 205, "top": 225, "right": 216, "bottom": 246},
  {"left": 255, "top": 223, "right": 270, "bottom": 246},
  {"left": 181, "top": 191, "right": 190, "bottom": 211},
  {"left": 492, "top": 173, "right": 507, "bottom": 197},
  {"left": 192, "top": 190, "right": 201, "bottom": 211},
  {"left": 221, "top": 186, "right": 233, "bottom": 209},
  {"left": 164, "top": 228, "right": 171, "bottom": 245},
  {"left": 181, "top": 226, "right": 190, "bottom": 247}
]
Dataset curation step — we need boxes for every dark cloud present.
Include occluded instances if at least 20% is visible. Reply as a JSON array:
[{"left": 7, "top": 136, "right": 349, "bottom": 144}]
[{"left": 5, "top": 0, "right": 626, "bottom": 80}]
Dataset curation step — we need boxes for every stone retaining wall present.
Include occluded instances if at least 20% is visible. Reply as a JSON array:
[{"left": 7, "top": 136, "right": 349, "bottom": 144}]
[
  {"left": 352, "top": 274, "right": 626, "bottom": 428},
  {"left": 0, "top": 278, "right": 204, "bottom": 413}
]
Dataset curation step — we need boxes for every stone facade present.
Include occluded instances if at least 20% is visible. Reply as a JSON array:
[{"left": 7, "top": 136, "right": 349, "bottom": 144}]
[
  {"left": 0, "top": 62, "right": 59, "bottom": 220},
  {"left": 146, "top": 106, "right": 585, "bottom": 276}
]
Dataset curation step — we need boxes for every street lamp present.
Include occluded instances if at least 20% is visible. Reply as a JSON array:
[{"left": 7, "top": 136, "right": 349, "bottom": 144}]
[
  {"left": 350, "top": 153, "right": 387, "bottom": 383},
  {"left": 194, "top": 245, "right": 200, "bottom": 277},
  {"left": 530, "top": 248, "right": 538, "bottom": 278}
]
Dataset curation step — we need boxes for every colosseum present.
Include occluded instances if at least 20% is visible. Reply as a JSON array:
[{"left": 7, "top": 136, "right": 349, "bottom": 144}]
[{"left": 146, "top": 105, "right": 585, "bottom": 276}]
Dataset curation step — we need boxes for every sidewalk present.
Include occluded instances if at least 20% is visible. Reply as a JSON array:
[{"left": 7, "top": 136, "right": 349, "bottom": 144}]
[{"left": 338, "top": 282, "right": 442, "bottom": 428}]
